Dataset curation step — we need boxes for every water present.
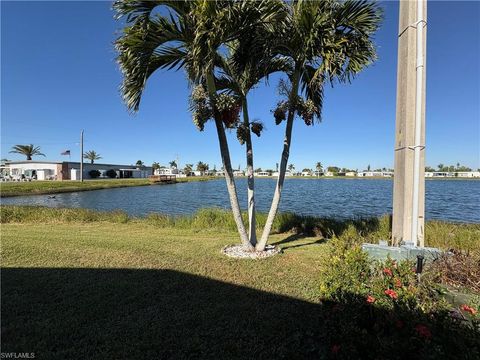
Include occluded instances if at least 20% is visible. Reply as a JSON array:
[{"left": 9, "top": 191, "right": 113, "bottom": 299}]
[{"left": 2, "top": 179, "right": 479, "bottom": 223}]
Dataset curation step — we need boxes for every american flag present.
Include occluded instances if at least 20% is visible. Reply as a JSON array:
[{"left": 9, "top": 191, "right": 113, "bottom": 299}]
[{"left": 61, "top": 150, "right": 71, "bottom": 156}]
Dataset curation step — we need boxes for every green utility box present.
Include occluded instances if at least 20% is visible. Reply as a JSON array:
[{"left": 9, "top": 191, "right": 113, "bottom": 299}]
[{"left": 362, "top": 242, "right": 442, "bottom": 262}]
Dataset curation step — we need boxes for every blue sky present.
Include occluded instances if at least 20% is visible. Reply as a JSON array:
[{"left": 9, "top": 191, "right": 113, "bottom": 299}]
[{"left": 1, "top": 1, "right": 479, "bottom": 171}]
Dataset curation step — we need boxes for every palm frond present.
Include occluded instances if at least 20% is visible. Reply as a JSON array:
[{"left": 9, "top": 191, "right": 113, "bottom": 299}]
[
  {"left": 115, "top": 14, "right": 190, "bottom": 111},
  {"left": 113, "top": 0, "right": 192, "bottom": 22}
]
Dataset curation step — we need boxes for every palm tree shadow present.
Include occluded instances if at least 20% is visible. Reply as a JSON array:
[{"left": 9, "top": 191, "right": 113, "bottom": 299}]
[
  {"left": 271, "top": 233, "right": 326, "bottom": 250},
  {"left": 270, "top": 216, "right": 384, "bottom": 250},
  {"left": 281, "top": 238, "right": 326, "bottom": 250}
]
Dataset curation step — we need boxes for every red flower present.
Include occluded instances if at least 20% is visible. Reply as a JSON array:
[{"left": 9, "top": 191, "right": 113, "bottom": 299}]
[
  {"left": 384, "top": 289, "right": 398, "bottom": 299},
  {"left": 331, "top": 344, "right": 341, "bottom": 354},
  {"left": 415, "top": 324, "right": 432, "bottom": 339},
  {"left": 460, "top": 304, "right": 478, "bottom": 315},
  {"left": 366, "top": 295, "right": 376, "bottom": 304},
  {"left": 395, "top": 278, "right": 402, "bottom": 288},
  {"left": 383, "top": 268, "right": 393, "bottom": 276}
]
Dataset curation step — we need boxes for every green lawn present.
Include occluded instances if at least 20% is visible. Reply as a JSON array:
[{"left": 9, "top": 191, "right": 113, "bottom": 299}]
[
  {"left": 1, "top": 207, "right": 479, "bottom": 359},
  {"left": 2, "top": 221, "right": 327, "bottom": 359},
  {"left": 0, "top": 176, "right": 216, "bottom": 197}
]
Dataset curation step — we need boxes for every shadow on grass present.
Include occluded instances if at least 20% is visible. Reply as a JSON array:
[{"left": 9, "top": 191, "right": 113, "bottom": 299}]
[
  {"left": 271, "top": 233, "right": 326, "bottom": 250},
  {"left": 271, "top": 216, "right": 385, "bottom": 249},
  {"left": 2, "top": 268, "right": 478, "bottom": 359}
]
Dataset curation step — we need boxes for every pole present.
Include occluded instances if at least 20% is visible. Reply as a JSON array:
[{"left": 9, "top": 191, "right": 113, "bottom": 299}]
[
  {"left": 80, "top": 130, "right": 84, "bottom": 182},
  {"left": 392, "top": 0, "right": 427, "bottom": 247},
  {"left": 411, "top": 0, "right": 426, "bottom": 247}
]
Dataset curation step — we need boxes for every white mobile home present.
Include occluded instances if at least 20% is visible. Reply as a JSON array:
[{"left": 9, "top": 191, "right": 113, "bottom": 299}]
[{"left": 3, "top": 160, "right": 152, "bottom": 181}]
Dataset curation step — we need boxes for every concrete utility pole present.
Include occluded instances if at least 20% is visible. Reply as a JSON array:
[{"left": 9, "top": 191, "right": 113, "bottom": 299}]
[
  {"left": 392, "top": 0, "right": 427, "bottom": 247},
  {"left": 80, "top": 130, "right": 84, "bottom": 182}
]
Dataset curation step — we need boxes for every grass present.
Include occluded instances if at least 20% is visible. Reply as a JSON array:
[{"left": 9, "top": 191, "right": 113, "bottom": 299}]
[
  {"left": 1, "top": 206, "right": 479, "bottom": 359},
  {"left": 0, "top": 176, "right": 216, "bottom": 197}
]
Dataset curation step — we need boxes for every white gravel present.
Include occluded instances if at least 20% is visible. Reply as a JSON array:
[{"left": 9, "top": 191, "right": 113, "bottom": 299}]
[{"left": 222, "top": 244, "right": 281, "bottom": 259}]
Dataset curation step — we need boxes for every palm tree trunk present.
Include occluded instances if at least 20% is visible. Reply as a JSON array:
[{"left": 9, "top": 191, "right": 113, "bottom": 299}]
[
  {"left": 256, "top": 72, "right": 300, "bottom": 251},
  {"left": 242, "top": 97, "right": 256, "bottom": 246},
  {"left": 206, "top": 73, "right": 252, "bottom": 249}
]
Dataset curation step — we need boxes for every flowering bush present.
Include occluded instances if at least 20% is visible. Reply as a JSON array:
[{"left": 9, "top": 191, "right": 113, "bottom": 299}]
[{"left": 318, "top": 247, "right": 480, "bottom": 358}]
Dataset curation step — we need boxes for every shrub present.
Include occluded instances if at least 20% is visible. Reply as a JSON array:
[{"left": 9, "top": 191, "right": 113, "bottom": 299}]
[
  {"left": 88, "top": 170, "right": 101, "bottom": 179},
  {"left": 106, "top": 169, "right": 117, "bottom": 178},
  {"left": 318, "top": 246, "right": 480, "bottom": 358}
]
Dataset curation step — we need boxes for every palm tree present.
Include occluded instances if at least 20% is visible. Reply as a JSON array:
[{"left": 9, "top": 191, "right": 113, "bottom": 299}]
[
  {"left": 257, "top": 0, "right": 382, "bottom": 251},
  {"left": 315, "top": 162, "right": 323, "bottom": 176},
  {"left": 196, "top": 161, "right": 209, "bottom": 176},
  {"left": 152, "top": 162, "right": 160, "bottom": 174},
  {"left": 9, "top": 144, "right": 45, "bottom": 161},
  {"left": 214, "top": 41, "right": 288, "bottom": 246},
  {"left": 114, "top": 0, "right": 282, "bottom": 250},
  {"left": 83, "top": 150, "right": 102, "bottom": 164},
  {"left": 136, "top": 160, "right": 144, "bottom": 168},
  {"left": 169, "top": 160, "right": 177, "bottom": 169},
  {"left": 288, "top": 164, "right": 295, "bottom": 173},
  {"left": 184, "top": 163, "right": 193, "bottom": 176},
  {"left": 438, "top": 164, "right": 444, "bottom": 171}
]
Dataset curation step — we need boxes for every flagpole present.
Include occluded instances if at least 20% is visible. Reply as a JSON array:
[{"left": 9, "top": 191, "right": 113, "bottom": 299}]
[{"left": 80, "top": 130, "right": 84, "bottom": 182}]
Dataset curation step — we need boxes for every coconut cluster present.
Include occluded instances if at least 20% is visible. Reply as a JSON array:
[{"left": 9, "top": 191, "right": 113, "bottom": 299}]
[
  {"left": 250, "top": 122, "right": 263, "bottom": 137},
  {"left": 236, "top": 124, "right": 248, "bottom": 145},
  {"left": 190, "top": 87, "right": 265, "bottom": 144},
  {"left": 214, "top": 93, "right": 241, "bottom": 129},
  {"left": 190, "top": 85, "right": 212, "bottom": 131},
  {"left": 272, "top": 97, "right": 318, "bottom": 126}
]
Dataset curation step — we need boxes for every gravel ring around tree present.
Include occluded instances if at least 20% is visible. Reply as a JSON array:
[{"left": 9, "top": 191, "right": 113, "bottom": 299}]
[{"left": 222, "top": 244, "right": 281, "bottom": 259}]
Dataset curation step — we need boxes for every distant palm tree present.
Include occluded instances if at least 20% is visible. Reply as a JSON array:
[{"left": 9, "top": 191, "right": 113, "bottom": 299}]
[
  {"left": 288, "top": 164, "right": 295, "bottom": 173},
  {"left": 196, "top": 161, "right": 209, "bottom": 176},
  {"left": 152, "top": 162, "right": 160, "bottom": 174},
  {"left": 136, "top": 160, "right": 144, "bottom": 168},
  {"left": 9, "top": 144, "right": 45, "bottom": 161},
  {"left": 315, "top": 162, "right": 322, "bottom": 176},
  {"left": 169, "top": 160, "right": 177, "bottom": 169},
  {"left": 83, "top": 150, "right": 102, "bottom": 164},
  {"left": 184, "top": 163, "right": 193, "bottom": 176}
]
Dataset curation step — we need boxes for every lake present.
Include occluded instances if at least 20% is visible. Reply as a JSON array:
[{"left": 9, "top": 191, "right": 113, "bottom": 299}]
[{"left": 1, "top": 179, "right": 479, "bottom": 223}]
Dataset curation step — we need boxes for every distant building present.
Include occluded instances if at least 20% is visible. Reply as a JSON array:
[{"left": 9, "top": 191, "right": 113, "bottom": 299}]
[
  {"left": 358, "top": 171, "right": 393, "bottom": 177},
  {"left": 426, "top": 171, "right": 479, "bottom": 178},
  {"left": 3, "top": 160, "right": 152, "bottom": 181},
  {"left": 233, "top": 170, "right": 245, "bottom": 176},
  {"left": 155, "top": 167, "right": 179, "bottom": 176}
]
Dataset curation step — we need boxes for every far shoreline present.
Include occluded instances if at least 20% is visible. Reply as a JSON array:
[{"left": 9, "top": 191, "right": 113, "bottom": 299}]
[{"left": 1, "top": 175, "right": 478, "bottom": 198}]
